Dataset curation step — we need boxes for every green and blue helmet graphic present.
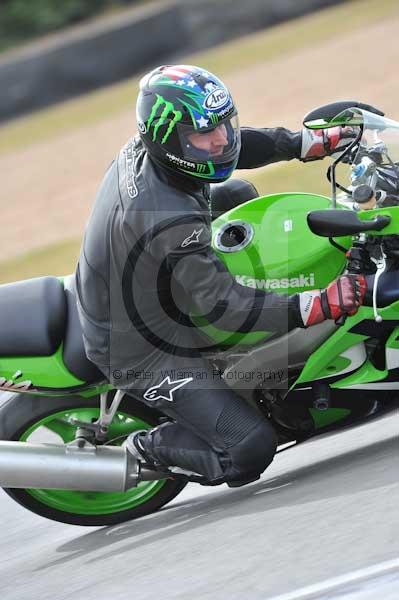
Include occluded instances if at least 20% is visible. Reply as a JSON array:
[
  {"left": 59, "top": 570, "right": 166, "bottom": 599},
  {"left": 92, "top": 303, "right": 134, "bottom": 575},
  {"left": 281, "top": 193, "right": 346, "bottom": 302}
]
[{"left": 136, "top": 65, "right": 241, "bottom": 183}]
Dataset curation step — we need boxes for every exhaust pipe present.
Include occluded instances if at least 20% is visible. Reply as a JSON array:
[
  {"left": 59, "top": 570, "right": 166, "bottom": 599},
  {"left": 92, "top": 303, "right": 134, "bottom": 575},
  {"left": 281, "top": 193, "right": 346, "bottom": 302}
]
[{"left": 0, "top": 440, "right": 169, "bottom": 492}]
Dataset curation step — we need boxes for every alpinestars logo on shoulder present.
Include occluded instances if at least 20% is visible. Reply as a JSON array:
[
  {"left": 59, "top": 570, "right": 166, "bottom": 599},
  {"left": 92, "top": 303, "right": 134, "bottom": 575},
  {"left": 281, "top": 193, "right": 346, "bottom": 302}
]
[{"left": 181, "top": 228, "right": 203, "bottom": 248}]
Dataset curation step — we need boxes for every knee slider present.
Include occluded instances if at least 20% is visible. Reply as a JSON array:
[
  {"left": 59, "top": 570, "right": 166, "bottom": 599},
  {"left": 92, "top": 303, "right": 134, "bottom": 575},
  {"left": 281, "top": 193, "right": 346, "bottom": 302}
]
[
  {"left": 215, "top": 397, "right": 277, "bottom": 479},
  {"left": 221, "top": 418, "right": 277, "bottom": 482}
]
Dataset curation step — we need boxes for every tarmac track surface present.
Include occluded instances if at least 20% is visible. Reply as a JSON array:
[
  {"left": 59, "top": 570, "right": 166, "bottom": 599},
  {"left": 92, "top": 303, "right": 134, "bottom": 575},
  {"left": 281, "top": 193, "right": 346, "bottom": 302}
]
[{"left": 0, "top": 407, "right": 397, "bottom": 600}]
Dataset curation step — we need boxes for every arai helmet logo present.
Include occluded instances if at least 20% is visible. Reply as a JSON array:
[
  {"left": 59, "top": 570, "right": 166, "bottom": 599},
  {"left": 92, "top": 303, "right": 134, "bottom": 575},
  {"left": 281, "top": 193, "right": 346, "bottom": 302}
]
[{"left": 204, "top": 87, "right": 229, "bottom": 111}]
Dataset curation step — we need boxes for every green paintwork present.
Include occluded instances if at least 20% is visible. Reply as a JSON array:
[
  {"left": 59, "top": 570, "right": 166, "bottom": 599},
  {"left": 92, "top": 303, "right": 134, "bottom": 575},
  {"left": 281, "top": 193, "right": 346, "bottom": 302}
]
[
  {"left": 357, "top": 206, "right": 399, "bottom": 236},
  {"left": 193, "top": 192, "right": 349, "bottom": 345},
  {"left": 296, "top": 300, "right": 399, "bottom": 386},
  {"left": 332, "top": 359, "right": 387, "bottom": 389},
  {"left": 213, "top": 193, "right": 349, "bottom": 289},
  {"left": 0, "top": 342, "right": 84, "bottom": 390},
  {"left": 294, "top": 311, "right": 369, "bottom": 386},
  {"left": 19, "top": 408, "right": 166, "bottom": 515},
  {"left": 310, "top": 407, "right": 351, "bottom": 429},
  {"left": 386, "top": 326, "right": 399, "bottom": 354}
]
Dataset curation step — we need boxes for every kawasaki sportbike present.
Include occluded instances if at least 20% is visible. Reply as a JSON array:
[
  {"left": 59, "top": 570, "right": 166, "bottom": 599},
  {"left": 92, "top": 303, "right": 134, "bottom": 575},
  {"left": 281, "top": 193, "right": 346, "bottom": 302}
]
[{"left": 0, "top": 108, "right": 398, "bottom": 526}]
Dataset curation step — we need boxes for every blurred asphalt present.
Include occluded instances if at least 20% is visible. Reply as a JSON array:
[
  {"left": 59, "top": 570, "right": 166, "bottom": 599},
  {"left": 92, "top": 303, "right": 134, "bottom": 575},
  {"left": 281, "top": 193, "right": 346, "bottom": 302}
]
[{"left": 0, "top": 400, "right": 397, "bottom": 600}]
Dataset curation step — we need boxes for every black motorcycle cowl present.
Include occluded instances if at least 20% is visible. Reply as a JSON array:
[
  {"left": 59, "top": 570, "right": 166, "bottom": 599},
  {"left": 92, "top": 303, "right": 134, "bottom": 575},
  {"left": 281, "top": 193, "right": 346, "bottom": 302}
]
[
  {"left": 364, "top": 270, "right": 399, "bottom": 307},
  {"left": 0, "top": 277, "right": 66, "bottom": 357}
]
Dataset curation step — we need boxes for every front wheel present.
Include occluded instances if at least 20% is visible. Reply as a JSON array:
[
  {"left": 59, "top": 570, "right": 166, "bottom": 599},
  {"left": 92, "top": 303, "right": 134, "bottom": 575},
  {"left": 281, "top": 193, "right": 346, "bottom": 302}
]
[{"left": 0, "top": 393, "right": 187, "bottom": 526}]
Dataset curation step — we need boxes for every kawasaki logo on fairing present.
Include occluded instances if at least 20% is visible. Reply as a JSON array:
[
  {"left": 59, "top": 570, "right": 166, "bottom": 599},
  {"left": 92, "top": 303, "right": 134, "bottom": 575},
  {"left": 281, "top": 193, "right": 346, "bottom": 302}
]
[
  {"left": 236, "top": 273, "right": 316, "bottom": 289},
  {"left": 147, "top": 95, "right": 183, "bottom": 144}
]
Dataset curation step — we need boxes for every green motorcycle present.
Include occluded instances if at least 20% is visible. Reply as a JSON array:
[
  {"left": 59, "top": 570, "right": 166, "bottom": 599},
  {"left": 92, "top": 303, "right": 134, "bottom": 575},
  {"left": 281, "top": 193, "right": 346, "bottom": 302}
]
[{"left": 0, "top": 108, "right": 398, "bottom": 526}]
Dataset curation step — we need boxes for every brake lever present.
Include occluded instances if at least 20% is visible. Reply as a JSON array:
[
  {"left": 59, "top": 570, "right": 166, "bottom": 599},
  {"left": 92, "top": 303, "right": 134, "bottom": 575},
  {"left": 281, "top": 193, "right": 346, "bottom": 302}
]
[{"left": 372, "top": 250, "right": 386, "bottom": 323}]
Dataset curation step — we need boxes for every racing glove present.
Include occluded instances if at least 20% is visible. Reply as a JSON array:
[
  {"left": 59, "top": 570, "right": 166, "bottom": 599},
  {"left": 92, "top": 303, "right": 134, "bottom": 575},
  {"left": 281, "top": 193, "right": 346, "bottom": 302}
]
[
  {"left": 300, "top": 126, "right": 358, "bottom": 162},
  {"left": 300, "top": 100, "right": 384, "bottom": 162},
  {"left": 299, "top": 274, "right": 367, "bottom": 327}
]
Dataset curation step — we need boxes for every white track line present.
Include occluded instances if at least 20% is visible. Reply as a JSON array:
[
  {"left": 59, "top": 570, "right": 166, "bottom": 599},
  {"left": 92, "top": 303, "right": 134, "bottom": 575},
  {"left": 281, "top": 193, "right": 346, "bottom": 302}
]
[{"left": 269, "top": 558, "right": 399, "bottom": 600}]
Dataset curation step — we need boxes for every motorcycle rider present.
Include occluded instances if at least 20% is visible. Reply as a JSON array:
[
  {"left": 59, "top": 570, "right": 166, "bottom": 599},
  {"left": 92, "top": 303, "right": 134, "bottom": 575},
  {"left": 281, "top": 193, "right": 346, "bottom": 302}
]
[{"left": 76, "top": 64, "right": 374, "bottom": 487}]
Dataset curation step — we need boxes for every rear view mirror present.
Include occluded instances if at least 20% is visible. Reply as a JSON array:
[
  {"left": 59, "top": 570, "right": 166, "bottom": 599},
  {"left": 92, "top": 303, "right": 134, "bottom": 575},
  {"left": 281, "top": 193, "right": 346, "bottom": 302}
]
[{"left": 303, "top": 102, "right": 364, "bottom": 129}]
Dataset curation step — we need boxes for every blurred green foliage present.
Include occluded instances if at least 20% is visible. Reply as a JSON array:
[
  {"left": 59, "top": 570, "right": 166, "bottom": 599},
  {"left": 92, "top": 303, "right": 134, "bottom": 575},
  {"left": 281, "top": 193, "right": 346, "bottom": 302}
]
[{"left": 0, "top": 0, "right": 138, "bottom": 51}]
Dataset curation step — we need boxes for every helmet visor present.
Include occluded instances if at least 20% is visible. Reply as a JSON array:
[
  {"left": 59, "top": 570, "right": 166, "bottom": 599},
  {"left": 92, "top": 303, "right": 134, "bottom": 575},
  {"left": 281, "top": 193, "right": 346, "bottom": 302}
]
[{"left": 177, "top": 115, "right": 240, "bottom": 164}]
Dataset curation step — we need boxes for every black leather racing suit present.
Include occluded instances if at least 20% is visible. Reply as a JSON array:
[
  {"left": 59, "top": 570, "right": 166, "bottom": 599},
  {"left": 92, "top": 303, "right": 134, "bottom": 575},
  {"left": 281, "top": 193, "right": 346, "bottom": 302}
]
[{"left": 76, "top": 126, "right": 304, "bottom": 484}]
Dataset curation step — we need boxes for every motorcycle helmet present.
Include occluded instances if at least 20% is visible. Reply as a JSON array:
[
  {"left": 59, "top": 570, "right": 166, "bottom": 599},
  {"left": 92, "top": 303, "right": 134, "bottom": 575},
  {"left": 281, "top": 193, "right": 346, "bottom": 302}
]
[{"left": 136, "top": 65, "right": 241, "bottom": 183}]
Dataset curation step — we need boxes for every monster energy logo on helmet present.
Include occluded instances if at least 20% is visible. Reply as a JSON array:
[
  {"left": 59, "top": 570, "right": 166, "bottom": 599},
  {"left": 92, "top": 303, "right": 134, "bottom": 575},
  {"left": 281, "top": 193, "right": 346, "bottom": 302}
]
[{"left": 147, "top": 94, "right": 182, "bottom": 144}]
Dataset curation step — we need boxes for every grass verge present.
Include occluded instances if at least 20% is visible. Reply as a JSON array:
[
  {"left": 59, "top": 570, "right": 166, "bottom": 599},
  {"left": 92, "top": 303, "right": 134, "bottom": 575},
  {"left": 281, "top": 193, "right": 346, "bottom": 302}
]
[
  {"left": 0, "top": 238, "right": 81, "bottom": 284},
  {"left": 0, "top": 159, "right": 331, "bottom": 284},
  {"left": 0, "top": 0, "right": 398, "bottom": 155}
]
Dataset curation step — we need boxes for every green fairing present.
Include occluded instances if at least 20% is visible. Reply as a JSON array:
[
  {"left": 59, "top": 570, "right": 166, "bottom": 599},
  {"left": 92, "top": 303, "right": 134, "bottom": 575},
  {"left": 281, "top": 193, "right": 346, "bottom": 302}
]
[
  {"left": 0, "top": 342, "right": 85, "bottom": 391},
  {"left": 296, "top": 300, "right": 399, "bottom": 387},
  {"left": 358, "top": 206, "right": 399, "bottom": 235},
  {"left": 310, "top": 408, "right": 351, "bottom": 429},
  {"left": 386, "top": 326, "right": 399, "bottom": 354},
  {"left": 332, "top": 359, "right": 387, "bottom": 389},
  {"left": 194, "top": 192, "right": 349, "bottom": 345}
]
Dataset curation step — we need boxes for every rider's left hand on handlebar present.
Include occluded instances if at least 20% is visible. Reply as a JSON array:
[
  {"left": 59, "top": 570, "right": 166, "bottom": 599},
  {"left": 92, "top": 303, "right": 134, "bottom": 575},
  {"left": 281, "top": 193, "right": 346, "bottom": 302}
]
[
  {"left": 300, "top": 126, "right": 358, "bottom": 162},
  {"left": 299, "top": 274, "right": 367, "bottom": 327}
]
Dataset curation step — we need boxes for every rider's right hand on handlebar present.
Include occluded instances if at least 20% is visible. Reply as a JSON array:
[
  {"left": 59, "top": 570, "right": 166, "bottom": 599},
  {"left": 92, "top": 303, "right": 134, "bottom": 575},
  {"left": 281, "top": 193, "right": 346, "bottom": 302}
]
[
  {"left": 300, "top": 126, "right": 358, "bottom": 162},
  {"left": 299, "top": 274, "right": 367, "bottom": 327}
]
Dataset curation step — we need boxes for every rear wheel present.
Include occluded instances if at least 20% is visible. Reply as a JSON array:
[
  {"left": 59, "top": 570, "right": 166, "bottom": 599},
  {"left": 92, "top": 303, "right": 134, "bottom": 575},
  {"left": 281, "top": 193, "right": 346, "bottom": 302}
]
[{"left": 0, "top": 393, "right": 187, "bottom": 526}]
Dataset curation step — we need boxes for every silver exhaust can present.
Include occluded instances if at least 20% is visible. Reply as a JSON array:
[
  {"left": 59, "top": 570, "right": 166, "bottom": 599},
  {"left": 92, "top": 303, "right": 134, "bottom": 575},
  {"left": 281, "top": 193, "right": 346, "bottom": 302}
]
[{"left": 0, "top": 440, "right": 140, "bottom": 492}]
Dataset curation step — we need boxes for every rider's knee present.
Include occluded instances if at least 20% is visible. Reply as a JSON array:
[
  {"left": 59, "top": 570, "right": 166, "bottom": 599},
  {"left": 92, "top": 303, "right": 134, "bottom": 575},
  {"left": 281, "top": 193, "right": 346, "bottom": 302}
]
[{"left": 223, "top": 418, "right": 278, "bottom": 483}]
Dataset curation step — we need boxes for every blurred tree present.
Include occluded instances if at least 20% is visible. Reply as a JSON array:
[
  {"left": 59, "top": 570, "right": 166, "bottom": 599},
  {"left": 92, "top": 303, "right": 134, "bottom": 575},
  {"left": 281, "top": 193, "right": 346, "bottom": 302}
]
[{"left": 0, "top": 0, "right": 140, "bottom": 50}]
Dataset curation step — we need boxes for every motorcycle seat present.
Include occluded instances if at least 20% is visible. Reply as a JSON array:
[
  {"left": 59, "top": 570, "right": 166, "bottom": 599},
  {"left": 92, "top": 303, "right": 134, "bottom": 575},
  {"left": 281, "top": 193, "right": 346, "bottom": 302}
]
[{"left": 0, "top": 277, "right": 66, "bottom": 357}]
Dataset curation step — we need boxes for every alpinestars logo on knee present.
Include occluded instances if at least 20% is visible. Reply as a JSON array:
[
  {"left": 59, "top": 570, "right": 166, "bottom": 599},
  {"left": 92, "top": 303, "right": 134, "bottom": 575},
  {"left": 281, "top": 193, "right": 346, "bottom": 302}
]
[{"left": 143, "top": 376, "right": 193, "bottom": 402}]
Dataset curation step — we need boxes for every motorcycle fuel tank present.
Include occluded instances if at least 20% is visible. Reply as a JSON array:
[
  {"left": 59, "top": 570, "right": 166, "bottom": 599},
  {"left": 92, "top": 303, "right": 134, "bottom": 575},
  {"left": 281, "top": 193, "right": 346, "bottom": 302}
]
[{"left": 193, "top": 192, "right": 350, "bottom": 346}]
